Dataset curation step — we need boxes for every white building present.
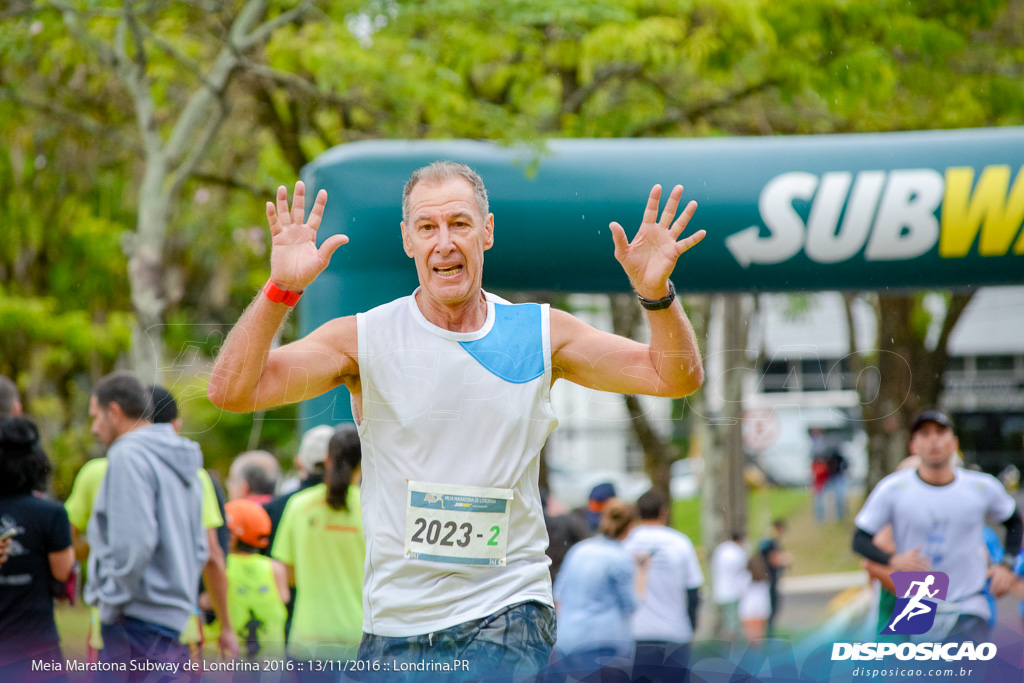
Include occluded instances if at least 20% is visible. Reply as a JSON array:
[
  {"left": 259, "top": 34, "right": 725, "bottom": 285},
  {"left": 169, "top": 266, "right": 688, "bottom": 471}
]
[{"left": 545, "top": 287, "right": 1024, "bottom": 500}]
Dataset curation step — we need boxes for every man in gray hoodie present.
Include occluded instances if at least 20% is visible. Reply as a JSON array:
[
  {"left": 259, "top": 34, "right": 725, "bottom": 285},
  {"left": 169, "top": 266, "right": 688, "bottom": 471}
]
[{"left": 85, "top": 371, "right": 209, "bottom": 676}]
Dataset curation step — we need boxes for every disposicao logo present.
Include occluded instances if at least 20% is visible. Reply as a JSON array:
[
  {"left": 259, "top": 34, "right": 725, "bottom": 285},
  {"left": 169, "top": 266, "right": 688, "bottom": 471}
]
[
  {"left": 831, "top": 570, "right": 998, "bottom": 663},
  {"left": 885, "top": 571, "right": 949, "bottom": 635}
]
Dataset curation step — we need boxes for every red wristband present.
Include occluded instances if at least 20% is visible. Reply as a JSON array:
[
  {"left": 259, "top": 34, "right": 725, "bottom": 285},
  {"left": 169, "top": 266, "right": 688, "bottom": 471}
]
[{"left": 263, "top": 279, "right": 303, "bottom": 306}]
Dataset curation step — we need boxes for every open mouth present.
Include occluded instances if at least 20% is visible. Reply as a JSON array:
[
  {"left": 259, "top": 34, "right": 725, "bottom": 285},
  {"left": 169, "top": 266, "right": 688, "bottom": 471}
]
[{"left": 434, "top": 265, "right": 464, "bottom": 277}]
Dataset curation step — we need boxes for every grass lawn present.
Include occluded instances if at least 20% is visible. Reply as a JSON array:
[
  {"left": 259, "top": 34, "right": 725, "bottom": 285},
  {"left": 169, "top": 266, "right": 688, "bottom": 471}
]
[{"left": 671, "top": 487, "right": 865, "bottom": 576}]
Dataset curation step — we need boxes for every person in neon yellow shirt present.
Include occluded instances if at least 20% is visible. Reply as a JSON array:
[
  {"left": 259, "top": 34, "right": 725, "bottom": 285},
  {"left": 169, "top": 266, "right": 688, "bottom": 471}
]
[
  {"left": 64, "top": 385, "right": 239, "bottom": 660},
  {"left": 222, "top": 499, "right": 289, "bottom": 659},
  {"left": 272, "top": 424, "right": 363, "bottom": 661}
]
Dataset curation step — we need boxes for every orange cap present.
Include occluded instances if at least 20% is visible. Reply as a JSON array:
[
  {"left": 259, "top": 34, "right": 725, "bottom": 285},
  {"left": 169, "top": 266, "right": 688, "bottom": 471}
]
[{"left": 224, "top": 499, "right": 272, "bottom": 549}]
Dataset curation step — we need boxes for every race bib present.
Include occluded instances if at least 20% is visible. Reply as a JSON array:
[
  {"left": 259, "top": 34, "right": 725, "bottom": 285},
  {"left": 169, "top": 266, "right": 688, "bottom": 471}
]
[{"left": 404, "top": 480, "right": 513, "bottom": 566}]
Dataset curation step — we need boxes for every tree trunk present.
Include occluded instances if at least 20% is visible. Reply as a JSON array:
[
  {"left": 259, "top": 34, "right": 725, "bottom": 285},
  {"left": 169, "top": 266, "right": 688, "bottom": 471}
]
[
  {"left": 844, "top": 291, "right": 976, "bottom": 493},
  {"left": 57, "top": 0, "right": 301, "bottom": 380},
  {"left": 126, "top": 178, "right": 171, "bottom": 384},
  {"left": 610, "top": 294, "right": 676, "bottom": 502},
  {"left": 703, "top": 294, "right": 750, "bottom": 551}
]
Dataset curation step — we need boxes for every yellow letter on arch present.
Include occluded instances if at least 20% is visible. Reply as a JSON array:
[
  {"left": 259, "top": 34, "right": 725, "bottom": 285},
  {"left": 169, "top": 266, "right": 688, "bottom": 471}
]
[{"left": 940, "top": 164, "right": 1024, "bottom": 258}]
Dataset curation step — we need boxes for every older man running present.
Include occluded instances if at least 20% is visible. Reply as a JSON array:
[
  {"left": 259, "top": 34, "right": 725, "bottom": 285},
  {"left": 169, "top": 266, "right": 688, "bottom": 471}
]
[{"left": 209, "top": 162, "right": 706, "bottom": 677}]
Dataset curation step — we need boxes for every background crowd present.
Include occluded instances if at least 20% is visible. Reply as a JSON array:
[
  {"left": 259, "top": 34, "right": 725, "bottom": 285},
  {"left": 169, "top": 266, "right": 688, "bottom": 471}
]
[
  {"left": 6, "top": 370, "right": 1024, "bottom": 683},
  {"left": 0, "top": 370, "right": 805, "bottom": 682}
]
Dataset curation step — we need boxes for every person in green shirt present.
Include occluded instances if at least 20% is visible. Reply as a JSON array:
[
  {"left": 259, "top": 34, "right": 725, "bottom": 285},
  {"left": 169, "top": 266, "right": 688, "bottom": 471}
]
[
  {"left": 223, "top": 499, "right": 289, "bottom": 660},
  {"left": 272, "top": 424, "right": 363, "bottom": 662},
  {"left": 63, "top": 385, "right": 239, "bottom": 660}
]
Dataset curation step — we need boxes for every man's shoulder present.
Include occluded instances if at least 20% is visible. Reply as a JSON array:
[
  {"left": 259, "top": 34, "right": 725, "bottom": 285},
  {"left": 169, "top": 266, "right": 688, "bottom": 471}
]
[
  {"left": 634, "top": 527, "right": 700, "bottom": 566},
  {"left": 631, "top": 523, "right": 694, "bottom": 547},
  {"left": 106, "top": 432, "right": 146, "bottom": 462},
  {"left": 957, "top": 467, "right": 999, "bottom": 486},
  {"left": 957, "top": 468, "right": 1007, "bottom": 495},
  {"left": 110, "top": 425, "right": 200, "bottom": 462},
  {"left": 485, "top": 291, "right": 543, "bottom": 308},
  {"left": 113, "top": 423, "right": 190, "bottom": 447},
  {"left": 874, "top": 467, "right": 916, "bottom": 492}
]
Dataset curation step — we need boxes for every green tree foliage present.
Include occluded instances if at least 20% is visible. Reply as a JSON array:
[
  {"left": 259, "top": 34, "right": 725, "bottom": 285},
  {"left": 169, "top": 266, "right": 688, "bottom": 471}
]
[{"left": 2, "top": 0, "right": 1022, "bottom": 495}]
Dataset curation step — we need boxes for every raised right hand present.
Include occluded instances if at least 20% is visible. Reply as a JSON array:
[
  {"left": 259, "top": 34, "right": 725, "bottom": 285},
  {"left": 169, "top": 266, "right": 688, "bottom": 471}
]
[{"left": 267, "top": 181, "right": 349, "bottom": 292}]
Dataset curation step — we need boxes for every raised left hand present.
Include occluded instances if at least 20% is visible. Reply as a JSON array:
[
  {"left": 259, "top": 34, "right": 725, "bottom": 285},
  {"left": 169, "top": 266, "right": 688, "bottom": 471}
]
[{"left": 609, "top": 184, "right": 705, "bottom": 301}]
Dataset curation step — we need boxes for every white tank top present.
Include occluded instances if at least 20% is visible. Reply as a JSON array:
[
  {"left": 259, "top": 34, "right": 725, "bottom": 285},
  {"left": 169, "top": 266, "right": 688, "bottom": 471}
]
[{"left": 355, "top": 290, "right": 558, "bottom": 637}]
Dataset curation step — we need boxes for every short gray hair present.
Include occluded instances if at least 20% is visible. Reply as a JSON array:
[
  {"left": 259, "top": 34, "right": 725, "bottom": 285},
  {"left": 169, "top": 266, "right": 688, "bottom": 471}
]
[
  {"left": 402, "top": 161, "right": 489, "bottom": 224},
  {"left": 229, "top": 450, "right": 281, "bottom": 494}
]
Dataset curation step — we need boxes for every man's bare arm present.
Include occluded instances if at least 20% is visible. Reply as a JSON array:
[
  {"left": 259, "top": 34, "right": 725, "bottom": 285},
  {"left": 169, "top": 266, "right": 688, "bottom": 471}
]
[
  {"left": 208, "top": 298, "right": 357, "bottom": 412},
  {"left": 551, "top": 306, "right": 702, "bottom": 397},
  {"left": 208, "top": 181, "right": 354, "bottom": 412},
  {"left": 552, "top": 184, "right": 705, "bottom": 398}
]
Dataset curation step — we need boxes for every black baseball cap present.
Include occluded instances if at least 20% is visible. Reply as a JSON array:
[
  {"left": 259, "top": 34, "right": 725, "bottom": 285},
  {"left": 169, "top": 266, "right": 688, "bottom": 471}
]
[{"left": 910, "top": 409, "right": 954, "bottom": 435}]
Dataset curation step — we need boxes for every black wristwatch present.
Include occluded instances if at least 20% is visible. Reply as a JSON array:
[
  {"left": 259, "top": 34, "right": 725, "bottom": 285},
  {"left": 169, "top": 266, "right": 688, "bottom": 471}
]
[{"left": 637, "top": 280, "right": 676, "bottom": 311}]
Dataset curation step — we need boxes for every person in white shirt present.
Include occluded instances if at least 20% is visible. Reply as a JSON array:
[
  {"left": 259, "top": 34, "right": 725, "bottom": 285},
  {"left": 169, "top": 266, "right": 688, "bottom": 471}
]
[
  {"left": 711, "top": 532, "right": 749, "bottom": 642},
  {"left": 208, "top": 162, "right": 707, "bottom": 678},
  {"left": 852, "top": 409, "right": 1022, "bottom": 642},
  {"left": 623, "top": 489, "right": 703, "bottom": 679},
  {"left": 739, "top": 548, "right": 771, "bottom": 642}
]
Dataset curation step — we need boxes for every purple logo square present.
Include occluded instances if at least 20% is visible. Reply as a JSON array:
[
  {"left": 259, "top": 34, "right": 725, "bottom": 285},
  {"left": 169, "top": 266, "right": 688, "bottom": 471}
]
[{"left": 883, "top": 571, "right": 949, "bottom": 635}]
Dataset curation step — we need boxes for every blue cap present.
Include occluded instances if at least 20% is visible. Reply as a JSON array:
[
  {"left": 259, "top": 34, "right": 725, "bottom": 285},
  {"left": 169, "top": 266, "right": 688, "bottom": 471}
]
[
  {"left": 589, "top": 482, "right": 616, "bottom": 503},
  {"left": 585, "top": 482, "right": 617, "bottom": 530}
]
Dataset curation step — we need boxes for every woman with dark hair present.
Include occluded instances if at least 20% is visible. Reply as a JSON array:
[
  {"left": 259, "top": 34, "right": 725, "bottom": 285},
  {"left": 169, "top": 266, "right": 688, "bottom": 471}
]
[
  {"left": 553, "top": 499, "right": 648, "bottom": 675},
  {"left": 0, "top": 417, "right": 75, "bottom": 680},
  {"left": 271, "top": 424, "right": 364, "bottom": 667}
]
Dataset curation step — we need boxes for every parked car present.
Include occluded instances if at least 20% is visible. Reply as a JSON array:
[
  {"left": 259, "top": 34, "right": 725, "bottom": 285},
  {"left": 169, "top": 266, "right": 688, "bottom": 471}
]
[
  {"left": 670, "top": 458, "right": 703, "bottom": 500},
  {"left": 744, "top": 400, "right": 868, "bottom": 487}
]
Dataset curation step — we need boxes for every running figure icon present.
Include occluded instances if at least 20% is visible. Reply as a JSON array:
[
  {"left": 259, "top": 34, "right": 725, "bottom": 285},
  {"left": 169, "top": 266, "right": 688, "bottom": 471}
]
[{"left": 888, "top": 574, "right": 939, "bottom": 631}]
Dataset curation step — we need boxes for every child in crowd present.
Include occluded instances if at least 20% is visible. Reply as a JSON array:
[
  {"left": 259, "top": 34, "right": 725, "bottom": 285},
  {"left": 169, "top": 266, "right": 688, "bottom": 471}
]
[{"left": 223, "top": 499, "right": 289, "bottom": 660}]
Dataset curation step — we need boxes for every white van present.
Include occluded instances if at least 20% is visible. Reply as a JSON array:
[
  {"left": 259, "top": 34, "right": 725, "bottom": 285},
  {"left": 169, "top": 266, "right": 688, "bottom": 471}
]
[{"left": 742, "top": 392, "right": 868, "bottom": 487}]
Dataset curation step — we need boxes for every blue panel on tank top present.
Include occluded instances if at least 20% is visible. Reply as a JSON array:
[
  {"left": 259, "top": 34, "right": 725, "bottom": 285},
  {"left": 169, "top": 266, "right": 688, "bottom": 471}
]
[{"left": 459, "top": 303, "right": 545, "bottom": 383}]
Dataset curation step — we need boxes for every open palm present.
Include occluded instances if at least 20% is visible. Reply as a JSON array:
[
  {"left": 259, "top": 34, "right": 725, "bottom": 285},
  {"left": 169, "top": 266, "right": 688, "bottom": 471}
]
[
  {"left": 610, "top": 184, "right": 705, "bottom": 300},
  {"left": 267, "top": 181, "right": 349, "bottom": 292}
]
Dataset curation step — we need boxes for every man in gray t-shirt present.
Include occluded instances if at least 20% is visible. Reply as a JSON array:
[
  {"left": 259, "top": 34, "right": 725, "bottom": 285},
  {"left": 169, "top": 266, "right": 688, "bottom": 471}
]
[{"left": 852, "top": 409, "right": 1022, "bottom": 641}]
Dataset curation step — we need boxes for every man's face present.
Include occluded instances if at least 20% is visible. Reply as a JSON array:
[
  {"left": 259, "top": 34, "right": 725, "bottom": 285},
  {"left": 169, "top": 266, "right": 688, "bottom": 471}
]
[
  {"left": 89, "top": 395, "right": 118, "bottom": 448},
  {"left": 401, "top": 178, "right": 494, "bottom": 309},
  {"left": 910, "top": 421, "right": 958, "bottom": 469}
]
